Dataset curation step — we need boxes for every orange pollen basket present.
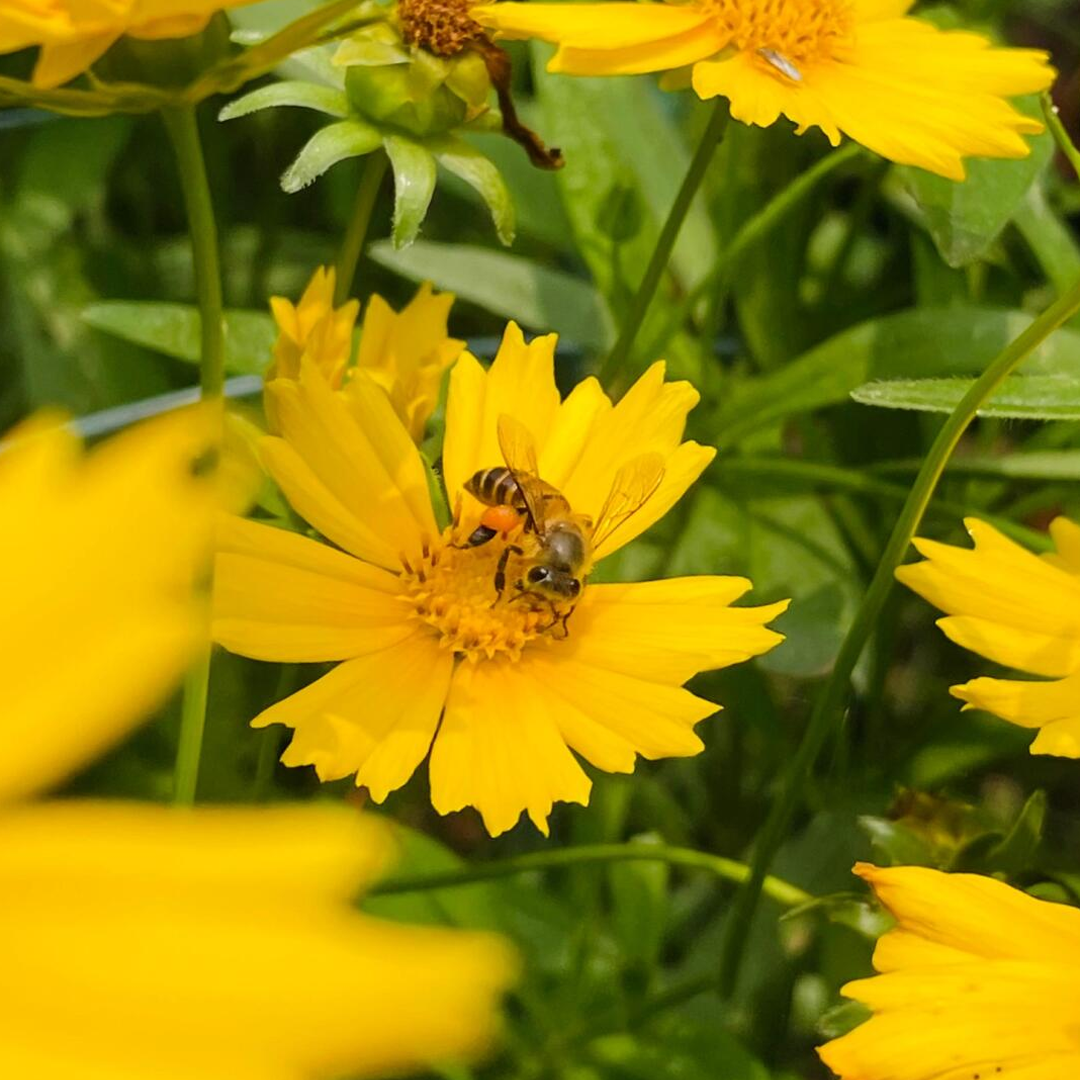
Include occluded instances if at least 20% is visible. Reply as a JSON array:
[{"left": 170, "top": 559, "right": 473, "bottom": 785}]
[
  {"left": 398, "top": 523, "right": 574, "bottom": 663},
  {"left": 703, "top": 0, "right": 856, "bottom": 71}
]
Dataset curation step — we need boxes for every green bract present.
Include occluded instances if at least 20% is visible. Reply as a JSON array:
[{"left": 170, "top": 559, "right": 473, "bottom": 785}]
[{"left": 220, "top": 9, "right": 514, "bottom": 248}]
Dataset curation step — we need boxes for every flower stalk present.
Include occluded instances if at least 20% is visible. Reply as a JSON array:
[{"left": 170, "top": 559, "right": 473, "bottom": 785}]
[
  {"left": 371, "top": 842, "right": 811, "bottom": 908},
  {"left": 163, "top": 103, "right": 226, "bottom": 806},
  {"left": 334, "top": 150, "right": 389, "bottom": 306},
  {"left": 718, "top": 269, "right": 1080, "bottom": 994},
  {"left": 600, "top": 100, "right": 730, "bottom": 386}
]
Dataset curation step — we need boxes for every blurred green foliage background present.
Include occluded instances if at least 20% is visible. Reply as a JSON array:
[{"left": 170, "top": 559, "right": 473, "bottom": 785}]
[{"left": 2, "top": 0, "right": 1079, "bottom": 1076}]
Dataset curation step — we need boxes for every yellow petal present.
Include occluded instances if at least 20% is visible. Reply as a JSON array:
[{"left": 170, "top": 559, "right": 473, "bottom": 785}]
[
  {"left": 520, "top": 649, "right": 717, "bottom": 773},
  {"left": 0, "top": 410, "right": 215, "bottom": 803},
  {"left": 471, "top": 1, "right": 715, "bottom": 48},
  {"left": 0, "top": 801, "right": 514, "bottom": 1080},
  {"left": 33, "top": 32, "right": 120, "bottom": 87},
  {"left": 429, "top": 658, "right": 592, "bottom": 836},
  {"left": 260, "top": 633, "right": 452, "bottom": 799},
  {"left": 212, "top": 516, "right": 411, "bottom": 663},
  {"left": 855, "top": 863, "right": 1080, "bottom": 965},
  {"left": 564, "top": 577, "right": 788, "bottom": 683},
  {"left": 952, "top": 674, "right": 1080, "bottom": 758},
  {"left": 806, "top": 21, "right": 1052, "bottom": 179},
  {"left": 263, "top": 358, "right": 435, "bottom": 568},
  {"left": 550, "top": 22, "right": 727, "bottom": 76},
  {"left": 442, "top": 324, "right": 562, "bottom": 502}
]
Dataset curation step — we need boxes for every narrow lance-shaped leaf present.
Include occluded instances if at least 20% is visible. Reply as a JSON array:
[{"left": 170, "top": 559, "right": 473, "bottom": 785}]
[
  {"left": 431, "top": 136, "right": 515, "bottom": 247},
  {"left": 384, "top": 134, "right": 437, "bottom": 248},
  {"left": 219, "top": 81, "right": 349, "bottom": 122},
  {"left": 851, "top": 375, "right": 1080, "bottom": 421},
  {"left": 281, "top": 118, "right": 382, "bottom": 193}
]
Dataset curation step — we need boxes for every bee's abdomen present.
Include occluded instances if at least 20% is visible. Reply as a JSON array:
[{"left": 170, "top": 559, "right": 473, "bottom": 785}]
[{"left": 466, "top": 467, "right": 525, "bottom": 510}]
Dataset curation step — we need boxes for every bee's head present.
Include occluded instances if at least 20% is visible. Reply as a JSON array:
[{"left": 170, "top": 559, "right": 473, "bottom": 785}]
[{"left": 525, "top": 564, "right": 581, "bottom": 600}]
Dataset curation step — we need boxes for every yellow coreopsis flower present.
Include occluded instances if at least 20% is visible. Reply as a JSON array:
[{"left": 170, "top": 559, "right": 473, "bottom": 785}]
[
  {"left": 0, "top": 411, "right": 514, "bottom": 1079},
  {"left": 266, "top": 267, "right": 463, "bottom": 442},
  {"left": 0, "top": 0, "right": 259, "bottom": 88},
  {"left": 897, "top": 517, "right": 1080, "bottom": 758},
  {"left": 471, "top": 0, "right": 1055, "bottom": 181},
  {"left": 817, "top": 863, "right": 1080, "bottom": 1080},
  {"left": 213, "top": 322, "right": 788, "bottom": 836}
]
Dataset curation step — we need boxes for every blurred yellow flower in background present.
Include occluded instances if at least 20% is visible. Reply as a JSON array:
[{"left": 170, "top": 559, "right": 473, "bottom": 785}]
[
  {"left": 0, "top": 410, "right": 515, "bottom": 1080},
  {"left": 818, "top": 862, "right": 1080, "bottom": 1080},
  {"left": 0, "top": 0, "right": 259, "bottom": 88},
  {"left": 213, "top": 323, "right": 788, "bottom": 836},
  {"left": 472, "top": 0, "right": 1055, "bottom": 180},
  {"left": 266, "top": 267, "right": 463, "bottom": 442},
  {"left": 898, "top": 517, "right": 1080, "bottom": 758}
]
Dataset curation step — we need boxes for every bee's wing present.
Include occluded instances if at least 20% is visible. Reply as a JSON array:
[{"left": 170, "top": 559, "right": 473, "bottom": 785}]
[
  {"left": 496, "top": 413, "right": 545, "bottom": 531},
  {"left": 590, "top": 453, "right": 666, "bottom": 552}
]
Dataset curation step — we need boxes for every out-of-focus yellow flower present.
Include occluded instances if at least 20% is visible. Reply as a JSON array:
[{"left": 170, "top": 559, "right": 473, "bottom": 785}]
[
  {"left": 0, "top": 0, "right": 259, "bottom": 89},
  {"left": 0, "top": 409, "right": 515, "bottom": 1079},
  {"left": 213, "top": 322, "right": 788, "bottom": 836},
  {"left": 268, "top": 267, "right": 360, "bottom": 391},
  {"left": 0, "top": 802, "right": 514, "bottom": 1080},
  {"left": 0, "top": 410, "right": 216, "bottom": 803},
  {"left": 818, "top": 862, "right": 1080, "bottom": 1080},
  {"left": 356, "top": 282, "right": 463, "bottom": 443},
  {"left": 472, "top": 0, "right": 1055, "bottom": 181},
  {"left": 266, "top": 267, "right": 463, "bottom": 442},
  {"left": 897, "top": 517, "right": 1080, "bottom": 758}
]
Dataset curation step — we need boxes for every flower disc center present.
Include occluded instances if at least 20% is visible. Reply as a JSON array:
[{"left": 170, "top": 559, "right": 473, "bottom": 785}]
[
  {"left": 400, "top": 526, "right": 572, "bottom": 661},
  {"left": 707, "top": 0, "right": 855, "bottom": 70}
]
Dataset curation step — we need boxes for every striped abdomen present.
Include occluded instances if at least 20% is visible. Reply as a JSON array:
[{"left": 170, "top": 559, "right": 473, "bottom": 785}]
[
  {"left": 465, "top": 467, "right": 572, "bottom": 519},
  {"left": 466, "top": 467, "right": 528, "bottom": 511}
]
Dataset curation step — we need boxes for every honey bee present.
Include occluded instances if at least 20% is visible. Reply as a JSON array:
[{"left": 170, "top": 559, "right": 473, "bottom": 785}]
[{"left": 463, "top": 415, "right": 665, "bottom": 623}]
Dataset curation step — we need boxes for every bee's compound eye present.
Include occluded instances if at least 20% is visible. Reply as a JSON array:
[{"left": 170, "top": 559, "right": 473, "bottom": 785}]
[
  {"left": 527, "top": 566, "right": 550, "bottom": 584},
  {"left": 568, "top": 579, "right": 581, "bottom": 597}
]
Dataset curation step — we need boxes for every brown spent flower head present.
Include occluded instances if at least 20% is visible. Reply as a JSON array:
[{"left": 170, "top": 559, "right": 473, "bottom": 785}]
[{"left": 397, "top": 0, "right": 563, "bottom": 169}]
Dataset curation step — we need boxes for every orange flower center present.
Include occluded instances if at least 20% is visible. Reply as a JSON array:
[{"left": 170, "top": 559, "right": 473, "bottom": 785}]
[
  {"left": 705, "top": 0, "right": 855, "bottom": 75},
  {"left": 399, "top": 525, "right": 573, "bottom": 662}
]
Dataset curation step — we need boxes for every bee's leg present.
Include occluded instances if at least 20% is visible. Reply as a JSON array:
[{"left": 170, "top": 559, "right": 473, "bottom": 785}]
[
  {"left": 451, "top": 493, "right": 463, "bottom": 529},
  {"left": 453, "top": 524, "right": 498, "bottom": 550},
  {"left": 493, "top": 544, "right": 523, "bottom": 598}
]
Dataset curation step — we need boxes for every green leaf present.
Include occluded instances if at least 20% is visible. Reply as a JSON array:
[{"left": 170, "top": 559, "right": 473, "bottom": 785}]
[
  {"left": 82, "top": 301, "right": 277, "bottom": 375},
  {"left": 1014, "top": 181, "right": 1080, "bottom": 304},
  {"left": 851, "top": 375, "right": 1080, "bottom": 421},
  {"left": 532, "top": 47, "right": 717, "bottom": 299},
  {"left": 384, "top": 133, "right": 437, "bottom": 248},
  {"left": 281, "top": 118, "right": 382, "bottom": 193},
  {"left": 715, "top": 307, "right": 1080, "bottom": 446},
  {"left": 895, "top": 95, "right": 1054, "bottom": 268},
  {"left": 370, "top": 239, "right": 615, "bottom": 349},
  {"left": 985, "top": 790, "right": 1047, "bottom": 874},
  {"left": 608, "top": 834, "right": 669, "bottom": 971},
  {"left": 431, "top": 136, "right": 515, "bottom": 246},
  {"left": 218, "top": 80, "right": 349, "bottom": 121}
]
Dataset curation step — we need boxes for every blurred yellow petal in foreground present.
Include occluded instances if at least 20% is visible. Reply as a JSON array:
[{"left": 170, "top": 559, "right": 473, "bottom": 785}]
[
  {"left": 897, "top": 517, "right": 1080, "bottom": 757},
  {"left": 0, "top": 409, "right": 216, "bottom": 803},
  {"left": 0, "top": 802, "right": 515, "bottom": 1080},
  {"left": 0, "top": 410, "right": 515, "bottom": 1080},
  {"left": 818, "top": 863, "right": 1080, "bottom": 1079}
]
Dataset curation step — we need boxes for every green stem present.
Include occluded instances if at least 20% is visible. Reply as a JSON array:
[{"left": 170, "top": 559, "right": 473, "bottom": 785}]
[
  {"left": 334, "top": 151, "right": 387, "bottom": 306},
  {"left": 163, "top": 104, "right": 226, "bottom": 806},
  {"left": 1041, "top": 91, "right": 1080, "bottom": 182},
  {"left": 371, "top": 842, "right": 812, "bottom": 909},
  {"left": 641, "top": 142, "right": 862, "bottom": 364},
  {"left": 718, "top": 270, "right": 1080, "bottom": 994},
  {"left": 600, "top": 101, "right": 730, "bottom": 386},
  {"left": 163, "top": 106, "right": 226, "bottom": 398}
]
